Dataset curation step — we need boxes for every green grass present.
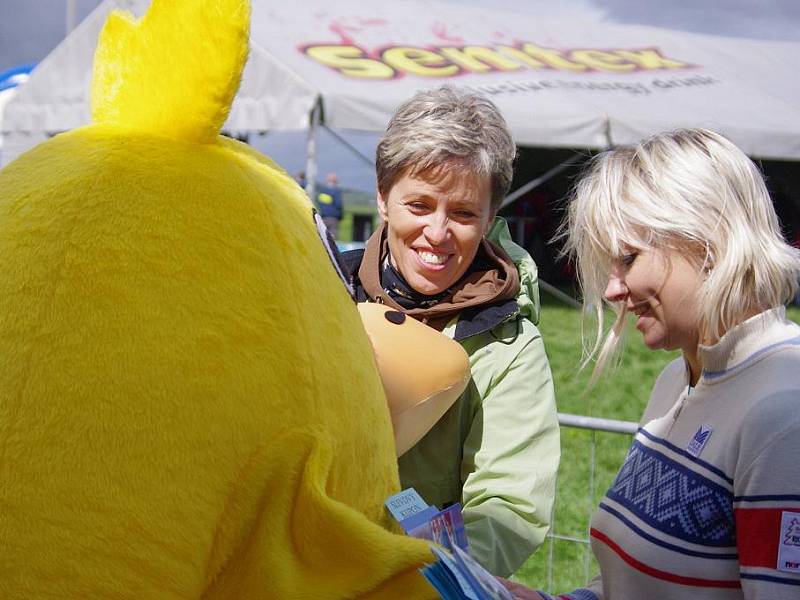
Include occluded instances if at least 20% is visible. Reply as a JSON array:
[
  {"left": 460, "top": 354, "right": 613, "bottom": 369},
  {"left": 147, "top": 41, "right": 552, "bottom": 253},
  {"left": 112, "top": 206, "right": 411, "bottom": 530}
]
[{"left": 511, "top": 297, "right": 800, "bottom": 593}]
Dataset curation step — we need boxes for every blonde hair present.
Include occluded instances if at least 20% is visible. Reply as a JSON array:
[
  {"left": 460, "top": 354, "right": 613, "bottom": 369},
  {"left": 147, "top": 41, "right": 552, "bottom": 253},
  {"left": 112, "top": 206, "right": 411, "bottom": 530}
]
[
  {"left": 564, "top": 129, "right": 800, "bottom": 377},
  {"left": 376, "top": 86, "right": 515, "bottom": 211}
]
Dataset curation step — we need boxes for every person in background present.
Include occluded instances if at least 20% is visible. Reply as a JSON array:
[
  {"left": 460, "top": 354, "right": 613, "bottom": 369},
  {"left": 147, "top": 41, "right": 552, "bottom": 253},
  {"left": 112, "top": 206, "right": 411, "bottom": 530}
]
[
  {"left": 316, "top": 171, "right": 344, "bottom": 239},
  {"left": 342, "top": 85, "right": 560, "bottom": 577},
  {"left": 505, "top": 129, "right": 800, "bottom": 599}
]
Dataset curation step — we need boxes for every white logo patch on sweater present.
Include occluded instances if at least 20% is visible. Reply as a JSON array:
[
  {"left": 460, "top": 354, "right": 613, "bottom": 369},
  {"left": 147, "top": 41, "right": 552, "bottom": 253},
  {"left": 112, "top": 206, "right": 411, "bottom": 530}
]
[
  {"left": 778, "top": 512, "right": 800, "bottom": 574},
  {"left": 686, "top": 425, "right": 713, "bottom": 457}
]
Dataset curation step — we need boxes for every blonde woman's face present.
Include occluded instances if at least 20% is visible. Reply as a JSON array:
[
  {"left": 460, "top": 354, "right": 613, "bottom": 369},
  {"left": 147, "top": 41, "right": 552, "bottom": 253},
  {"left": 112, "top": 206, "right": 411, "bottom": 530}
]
[
  {"left": 603, "top": 247, "right": 704, "bottom": 355},
  {"left": 377, "top": 165, "right": 493, "bottom": 296}
]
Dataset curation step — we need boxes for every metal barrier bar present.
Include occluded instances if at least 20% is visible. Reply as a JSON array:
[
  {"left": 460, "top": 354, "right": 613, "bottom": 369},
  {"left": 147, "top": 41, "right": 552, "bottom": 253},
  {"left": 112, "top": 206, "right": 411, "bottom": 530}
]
[
  {"left": 543, "top": 415, "right": 638, "bottom": 591},
  {"left": 557, "top": 412, "right": 638, "bottom": 435}
]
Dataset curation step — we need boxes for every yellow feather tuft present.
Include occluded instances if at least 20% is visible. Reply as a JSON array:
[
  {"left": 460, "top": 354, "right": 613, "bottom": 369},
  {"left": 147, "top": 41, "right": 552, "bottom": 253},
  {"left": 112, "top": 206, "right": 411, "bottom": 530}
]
[{"left": 91, "top": 0, "right": 250, "bottom": 143}]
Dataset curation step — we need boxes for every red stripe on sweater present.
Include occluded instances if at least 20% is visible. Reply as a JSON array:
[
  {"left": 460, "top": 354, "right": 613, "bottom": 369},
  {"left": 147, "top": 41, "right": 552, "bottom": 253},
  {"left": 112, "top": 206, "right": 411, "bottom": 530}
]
[
  {"left": 736, "top": 508, "right": 800, "bottom": 568},
  {"left": 590, "top": 528, "right": 741, "bottom": 589}
]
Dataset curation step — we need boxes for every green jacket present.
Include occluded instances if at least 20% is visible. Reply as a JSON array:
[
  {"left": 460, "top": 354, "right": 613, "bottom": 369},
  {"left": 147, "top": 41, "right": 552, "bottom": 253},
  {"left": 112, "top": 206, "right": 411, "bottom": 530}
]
[
  {"left": 398, "top": 219, "right": 559, "bottom": 577},
  {"left": 345, "top": 218, "right": 560, "bottom": 577}
]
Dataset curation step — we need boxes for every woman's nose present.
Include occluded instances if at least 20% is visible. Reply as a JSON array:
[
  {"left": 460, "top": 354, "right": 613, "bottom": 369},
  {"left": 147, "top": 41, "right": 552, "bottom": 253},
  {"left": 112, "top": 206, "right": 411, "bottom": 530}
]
[
  {"left": 604, "top": 274, "right": 628, "bottom": 302},
  {"left": 423, "top": 216, "right": 450, "bottom": 245}
]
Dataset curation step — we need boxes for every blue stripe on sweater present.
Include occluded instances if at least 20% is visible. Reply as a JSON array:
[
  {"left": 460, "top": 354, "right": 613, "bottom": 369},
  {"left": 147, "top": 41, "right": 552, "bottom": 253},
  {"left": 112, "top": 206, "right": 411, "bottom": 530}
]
[
  {"left": 598, "top": 502, "right": 738, "bottom": 559},
  {"left": 565, "top": 590, "right": 601, "bottom": 600},
  {"left": 733, "top": 494, "right": 800, "bottom": 503},
  {"left": 638, "top": 428, "right": 733, "bottom": 485},
  {"left": 740, "top": 572, "right": 800, "bottom": 587},
  {"left": 606, "top": 440, "right": 735, "bottom": 546}
]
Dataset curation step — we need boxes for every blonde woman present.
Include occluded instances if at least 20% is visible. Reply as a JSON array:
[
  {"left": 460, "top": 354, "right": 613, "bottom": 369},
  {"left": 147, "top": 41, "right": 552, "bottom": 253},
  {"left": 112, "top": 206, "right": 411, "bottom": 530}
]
[{"left": 506, "top": 129, "right": 800, "bottom": 599}]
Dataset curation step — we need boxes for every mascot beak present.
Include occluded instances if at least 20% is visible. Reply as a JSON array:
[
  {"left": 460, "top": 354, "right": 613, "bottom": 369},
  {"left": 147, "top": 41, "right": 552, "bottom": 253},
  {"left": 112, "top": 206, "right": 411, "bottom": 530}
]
[{"left": 358, "top": 303, "right": 471, "bottom": 457}]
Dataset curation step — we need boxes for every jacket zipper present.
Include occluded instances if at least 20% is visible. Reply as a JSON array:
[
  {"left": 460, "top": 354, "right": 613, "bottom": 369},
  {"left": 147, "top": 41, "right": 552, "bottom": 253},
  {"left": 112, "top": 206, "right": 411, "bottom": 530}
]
[{"left": 667, "top": 391, "right": 689, "bottom": 436}]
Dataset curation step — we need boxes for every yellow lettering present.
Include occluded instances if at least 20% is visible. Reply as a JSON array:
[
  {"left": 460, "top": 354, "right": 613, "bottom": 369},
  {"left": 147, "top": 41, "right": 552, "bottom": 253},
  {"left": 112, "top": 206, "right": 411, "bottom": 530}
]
[
  {"left": 521, "top": 43, "right": 586, "bottom": 71},
  {"left": 439, "top": 46, "right": 522, "bottom": 73},
  {"left": 497, "top": 46, "right": 548, "bottom": 69},
  {"left": 302, "top": 43, "right": 691, "bottom": 79},
  {"left": 615, "top": 49, "right": 689, "bottom": 70},
  {"left": 382, "top": 47, "right": 459, "bottom": 77},
  {"left": 305, "top": 45, "right": 394, "bottom": 79},
  {"left": 569, "top": 50, "right": 635, "bottom": 72}
]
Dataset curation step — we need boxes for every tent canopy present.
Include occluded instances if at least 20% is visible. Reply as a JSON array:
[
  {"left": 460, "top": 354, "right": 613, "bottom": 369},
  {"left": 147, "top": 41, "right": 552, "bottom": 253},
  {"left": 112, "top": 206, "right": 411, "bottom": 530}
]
[{"left": 4, "top": 0, "right": 800, "bottom": 164}]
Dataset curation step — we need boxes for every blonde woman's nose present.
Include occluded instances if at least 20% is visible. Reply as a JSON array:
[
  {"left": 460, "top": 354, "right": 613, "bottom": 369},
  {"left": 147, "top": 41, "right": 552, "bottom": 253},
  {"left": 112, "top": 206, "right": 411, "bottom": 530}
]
[{"left": 604, "top": 273, "right": 628, "bottom": 302}]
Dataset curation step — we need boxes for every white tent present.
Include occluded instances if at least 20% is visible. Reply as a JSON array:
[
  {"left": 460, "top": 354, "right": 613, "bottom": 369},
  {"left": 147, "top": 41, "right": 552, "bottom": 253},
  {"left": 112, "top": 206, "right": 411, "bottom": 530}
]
[
  {"left": 0, "top": 89, "right": 18, "bottom": 156},
  {"left": 0, "top": 66, "right": 32, "bottom": 159},
  {"left": 4, "top": 0, "right": 800, "bottom": 166}
]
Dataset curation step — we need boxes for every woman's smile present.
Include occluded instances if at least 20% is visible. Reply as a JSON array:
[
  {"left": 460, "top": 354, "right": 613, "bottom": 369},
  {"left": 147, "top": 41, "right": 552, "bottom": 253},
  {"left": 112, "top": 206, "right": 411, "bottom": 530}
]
[
  {"left": 415, "top": 248, "right": 451, "bottom": 268},
  {"left": 378, "top": 165, "right": 493, "bottom": 296}
]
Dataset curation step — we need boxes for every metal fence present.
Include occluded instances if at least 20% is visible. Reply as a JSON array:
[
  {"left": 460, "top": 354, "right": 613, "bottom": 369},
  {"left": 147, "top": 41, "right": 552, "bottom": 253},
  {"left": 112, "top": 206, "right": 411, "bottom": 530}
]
[{"left": 542, "top": 413, "right": 638, "bottom": 591}]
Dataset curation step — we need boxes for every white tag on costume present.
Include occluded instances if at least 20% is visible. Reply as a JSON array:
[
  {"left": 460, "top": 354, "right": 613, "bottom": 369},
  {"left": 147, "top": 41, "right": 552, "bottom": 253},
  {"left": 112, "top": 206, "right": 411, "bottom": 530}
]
[
  {"left": 686, "top": 425, "right": 713, "bottom": 457},
  {"left": 778, "top": 511, "right": 800, "bottom": 574}
]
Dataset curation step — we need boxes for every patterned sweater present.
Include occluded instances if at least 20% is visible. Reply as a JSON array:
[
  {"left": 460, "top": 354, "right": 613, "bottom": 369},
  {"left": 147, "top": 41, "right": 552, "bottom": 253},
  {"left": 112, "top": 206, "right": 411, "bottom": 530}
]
[{"left": 544, "top": 307, "right": 800, "bottom": 599}]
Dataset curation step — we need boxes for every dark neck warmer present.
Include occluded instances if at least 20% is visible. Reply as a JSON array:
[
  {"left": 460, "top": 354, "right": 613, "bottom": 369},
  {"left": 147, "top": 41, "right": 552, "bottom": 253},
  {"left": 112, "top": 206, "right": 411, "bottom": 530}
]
[{"left": 380, "top": 253, "right": 450, "bottom": 310}]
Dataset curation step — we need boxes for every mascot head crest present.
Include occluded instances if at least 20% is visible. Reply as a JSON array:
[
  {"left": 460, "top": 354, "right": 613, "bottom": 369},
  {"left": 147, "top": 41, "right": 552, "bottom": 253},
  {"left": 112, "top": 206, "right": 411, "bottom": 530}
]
[{"left": 92, "top": 0, "right": 249, "bottom": 142}]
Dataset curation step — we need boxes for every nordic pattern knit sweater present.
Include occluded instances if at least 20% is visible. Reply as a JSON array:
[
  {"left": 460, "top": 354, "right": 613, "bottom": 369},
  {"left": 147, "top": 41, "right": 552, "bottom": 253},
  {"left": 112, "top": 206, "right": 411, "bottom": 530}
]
[{"left": 544, "top": 307, "right": 800, "bottom": 599}]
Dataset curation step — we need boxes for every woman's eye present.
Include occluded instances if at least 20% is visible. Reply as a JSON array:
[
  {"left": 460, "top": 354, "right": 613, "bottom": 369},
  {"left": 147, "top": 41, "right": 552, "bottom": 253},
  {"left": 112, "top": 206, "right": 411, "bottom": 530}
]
[
  {"left": 621, "top": 253, "right": 637, "bottom": 266},
  {"left": 454, "top": 210, "right": 477, "bottom": 219}
]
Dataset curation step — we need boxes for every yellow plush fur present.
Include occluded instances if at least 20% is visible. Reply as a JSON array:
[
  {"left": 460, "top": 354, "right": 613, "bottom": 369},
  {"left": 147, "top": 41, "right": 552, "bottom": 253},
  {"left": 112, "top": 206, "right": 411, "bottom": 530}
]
[{"left": 0, "top": 0, "right": 434, "bottom": 597}]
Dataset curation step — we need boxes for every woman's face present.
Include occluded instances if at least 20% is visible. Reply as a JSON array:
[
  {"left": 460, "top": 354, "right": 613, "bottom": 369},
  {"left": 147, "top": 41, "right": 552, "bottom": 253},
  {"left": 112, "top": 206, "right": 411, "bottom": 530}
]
[
  {"left": 377, "top": 165, "right": 494, "bottom": 296},
  {"left": 604, "top": 246, "right": 704, "bottom": 355}
]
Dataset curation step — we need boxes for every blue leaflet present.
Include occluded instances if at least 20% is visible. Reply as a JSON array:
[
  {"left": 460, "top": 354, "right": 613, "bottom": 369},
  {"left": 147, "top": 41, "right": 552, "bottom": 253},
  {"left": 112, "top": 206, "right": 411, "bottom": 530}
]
[{"left": 386, "top": 489, "right": 513, "bottom": 599}]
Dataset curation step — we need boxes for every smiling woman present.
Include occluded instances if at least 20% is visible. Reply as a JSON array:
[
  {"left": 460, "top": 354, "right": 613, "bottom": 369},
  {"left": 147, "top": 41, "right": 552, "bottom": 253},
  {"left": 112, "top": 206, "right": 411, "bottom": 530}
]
[{"left": 341, "top": 86, "right": 560, "bottom": 578}]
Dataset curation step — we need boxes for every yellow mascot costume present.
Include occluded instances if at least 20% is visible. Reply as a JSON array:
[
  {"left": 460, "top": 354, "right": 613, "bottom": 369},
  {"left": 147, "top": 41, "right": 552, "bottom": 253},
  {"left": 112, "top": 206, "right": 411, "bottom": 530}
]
[{"left": 0, "top": 0, "right": 438, "bottom": 597}]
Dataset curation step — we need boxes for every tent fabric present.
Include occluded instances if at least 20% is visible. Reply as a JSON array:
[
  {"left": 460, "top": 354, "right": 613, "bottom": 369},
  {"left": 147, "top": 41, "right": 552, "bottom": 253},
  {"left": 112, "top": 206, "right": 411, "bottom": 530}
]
[{"left": 4, "top": 0, "right": 800, "bottom": 165}]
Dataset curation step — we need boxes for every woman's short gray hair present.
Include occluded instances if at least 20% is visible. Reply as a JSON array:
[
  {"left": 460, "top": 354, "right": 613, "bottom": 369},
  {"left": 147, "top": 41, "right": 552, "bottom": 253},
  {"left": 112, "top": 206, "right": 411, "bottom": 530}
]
[
  {"left": 564, "top": 128, "right": 800, "bottom": 377},
  {"left": 376, "top": 86, "right": 516, "bottom": 212}
]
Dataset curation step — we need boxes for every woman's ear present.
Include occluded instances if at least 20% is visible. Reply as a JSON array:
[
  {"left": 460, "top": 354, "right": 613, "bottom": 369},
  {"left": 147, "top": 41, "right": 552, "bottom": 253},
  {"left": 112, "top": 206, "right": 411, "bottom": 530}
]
[
  {"left": 376, "top": 189, "right": 389, "bottom": 222},
  {"left": 483, "top": 211, "right": 497, "bottom": 236}
]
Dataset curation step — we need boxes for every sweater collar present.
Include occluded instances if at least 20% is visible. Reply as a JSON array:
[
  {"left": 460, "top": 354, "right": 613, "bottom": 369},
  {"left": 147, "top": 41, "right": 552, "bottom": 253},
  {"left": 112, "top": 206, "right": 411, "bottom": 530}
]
[{"left": 699, "top": 306, "right": 800, "bottom": 380}]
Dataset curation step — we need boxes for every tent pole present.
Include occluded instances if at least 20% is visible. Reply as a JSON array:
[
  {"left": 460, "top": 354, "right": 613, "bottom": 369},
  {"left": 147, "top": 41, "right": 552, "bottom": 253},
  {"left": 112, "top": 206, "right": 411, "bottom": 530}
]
[
  {"left": 321, "top": 125, "right": 376, "bottom": 168},
  {"left": 500, "top": 152, "right": 586, "bottom": 311},
  {"left": 539, "top": 279, "right": 581, "bottom": 309},
  {"left": 305, "top": 99, "right": 321, "bottom": 201},
  {"left": 500, "top": 152, "right": 585, "bottom": 210},
  {"left": 603, "top": 116, "right": 614, "bottom": 149}
]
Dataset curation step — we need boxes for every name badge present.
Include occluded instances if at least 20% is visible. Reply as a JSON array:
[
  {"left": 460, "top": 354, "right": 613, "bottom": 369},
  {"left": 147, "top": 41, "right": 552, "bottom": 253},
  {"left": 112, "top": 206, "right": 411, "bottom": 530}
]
[{"left": 778, "top": 511, "right": 800, "bottom": 574}]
